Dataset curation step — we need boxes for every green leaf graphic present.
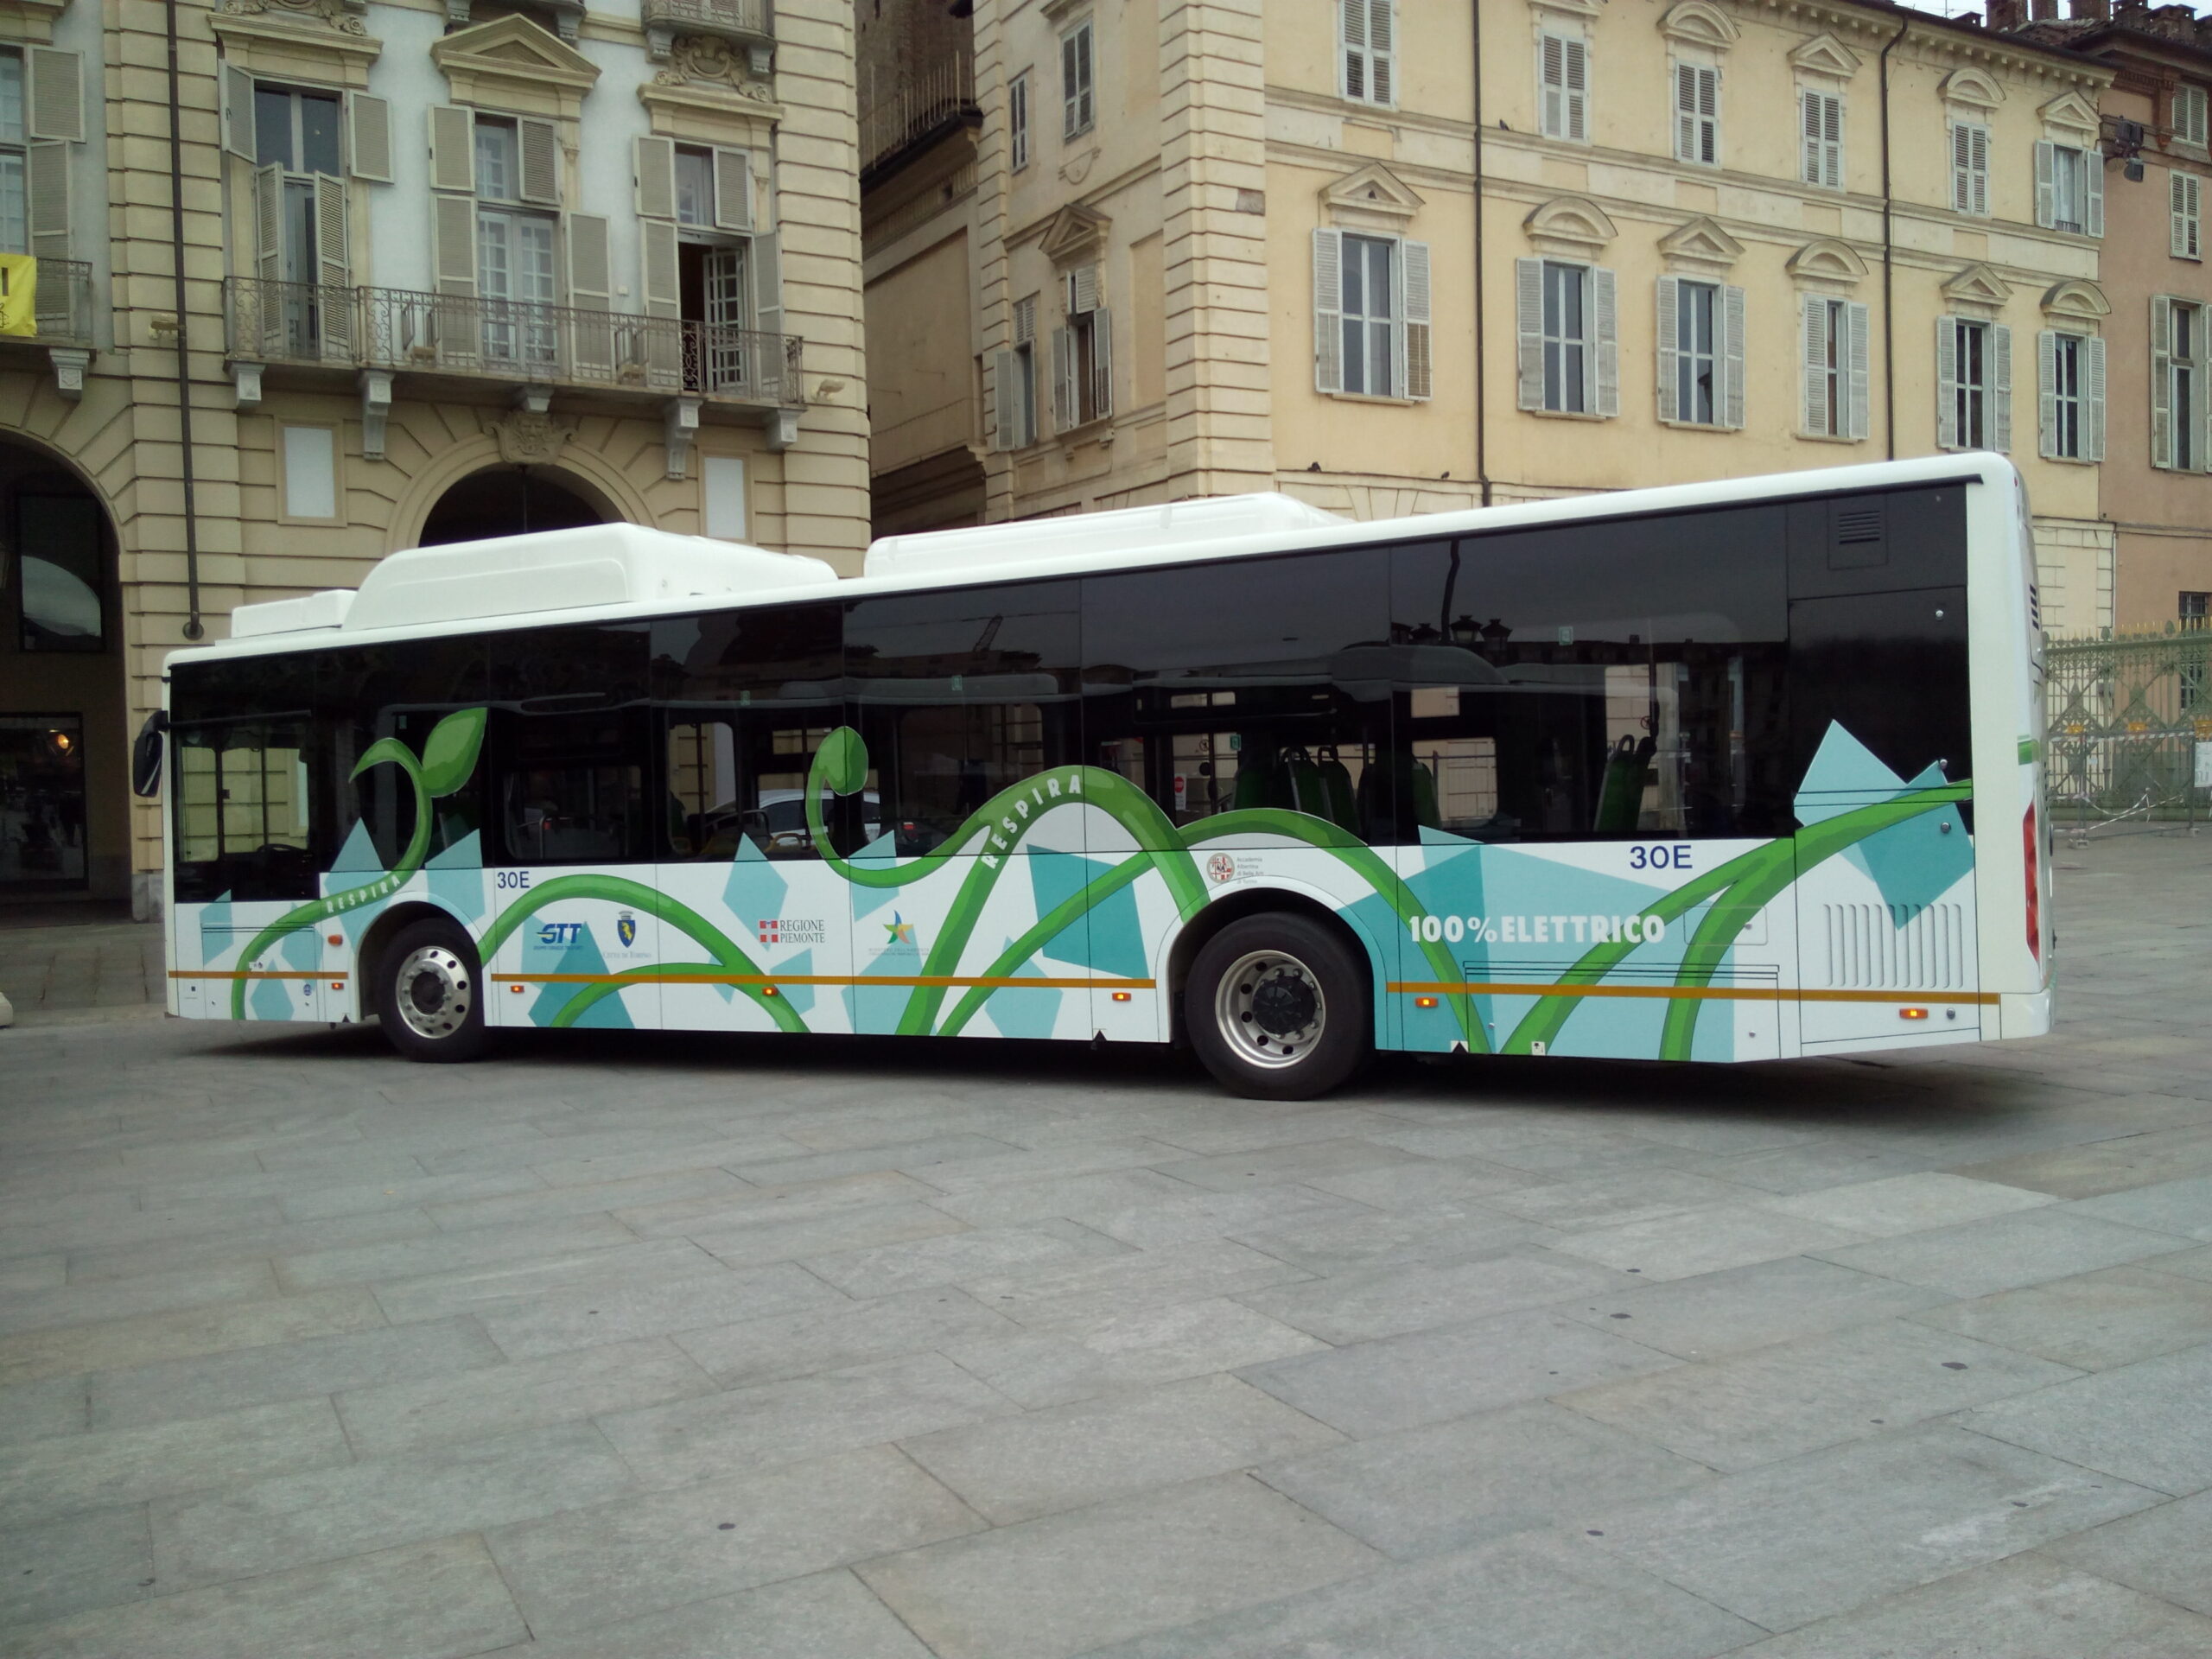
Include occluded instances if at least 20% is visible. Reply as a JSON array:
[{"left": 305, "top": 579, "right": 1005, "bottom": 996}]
[
  {"left": 817, "top": 725, "right": 868, "bottom": 796},
  {"left": 418, "top": 707, "right": 488, "bottom": 798}
]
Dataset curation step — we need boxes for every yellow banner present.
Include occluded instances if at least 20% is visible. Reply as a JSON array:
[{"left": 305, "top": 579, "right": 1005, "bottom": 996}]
[{"left": 0, "top": 256, "right": 35, "bottom": 338}]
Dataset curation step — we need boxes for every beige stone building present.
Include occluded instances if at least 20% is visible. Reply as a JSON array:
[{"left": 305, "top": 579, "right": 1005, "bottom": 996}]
[
  {"left": 861, "top": 0, "right": 2120, "bottom": 625},
  {"left": 0, "top": 0, "right": 869, "bottom": 917}
]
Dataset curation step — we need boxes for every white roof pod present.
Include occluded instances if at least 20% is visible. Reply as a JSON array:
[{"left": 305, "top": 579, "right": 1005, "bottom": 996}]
[{"left": 862, "top": 492, "right": 1347, "bottom": 581}]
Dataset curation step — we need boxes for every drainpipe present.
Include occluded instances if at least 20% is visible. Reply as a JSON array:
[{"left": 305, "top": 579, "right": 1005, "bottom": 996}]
[
  {"left": 1878, "top": 10, "right": 1910, "bottom": 462},
  {"left": 166, "top": 0, "right": 205, "bottom": 641},
  {"left": 1471, "top": 0, "right": 1491, "bottom": 506}
]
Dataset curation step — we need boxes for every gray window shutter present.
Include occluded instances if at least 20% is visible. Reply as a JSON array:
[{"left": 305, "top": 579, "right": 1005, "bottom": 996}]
[
  {"left": 222, "top": 63, "right": 257, "bottom": 161},
  {"left": 2085, "top": 334, "right": 2106, "bottom": 461},
  {"left": 518, "top": 118, "right": 562, "bottom": 207},
  {"left": 1402, "top": 238, "right": 1431, "bottom": 400},
  {"left": 1992, "top": 322, "right": 2012, "bottom": 453},
  {"left": 1516, "top": 257, "right": 1544, "bottom": 410},
  {"left": 752, "top": 231, "right": 782, "bottom": 340},
  {"left": 1802, "top": 295, "right": 1827, "bottom": 435},
  {"left": 1566, "top": 39, "right": 1586, "bottom": 142},
  {"left": 993, "top": 350, "right": 1016, "bottom": 451},
  {"left": 2085, "top": 149, "right": 2104, "bottom": 238},
  {"left": 713, "top": 148, "right": 753, "bottom": 232},
  {"left": 2033, "top": 141, "right": 2055, "bottom": 230},
  {"left": 26, "top": 140, "right": 67, "bottom": 264},
  {"left": 1656, "top": 275, "right": 1679, "bottom": 420},
  {"left": 432, "top": 192, "right": 478, "bottom": 360},
  {"left": 1091, "top": 308, "right": 1113, "bottom": 419},
  {"left": 251, "top": 160, "right": 282, "bottom": 350},
  {"left": 1846, "top": 299, "right": 1870, "bottom": 440},
  {"left": 25, "top": 47, "right": 82, "bottom": 144},
  {"left": 1370, "top": 0, "right": 1395, "bottom": 105},
  {"left": 1313, "top": 228, "right": 1343, "bottom": 394},
  {"left": 1936, "top": 317, "right": 1958, "bottom": 450},
  {"left": 1541, "top": 35, "right": 1565, "bottom": 138},
  {"left": 1722, "top": 283, "right": 1745, "bottom": 429},
  {"left": 346, "top": 92, "right": 392, "bottom": 184},
  {"left": 1070, "top": 263, "right": 1099, "bottom": 316},
  {"left": 1970, "top": 125, "right": 1989, "bottom": 216},
  {"left": 1592, "top": 265, "right": 1618, "bottom": 418},
  {"left": 314, "top": 175, "right": 353, "bottom": 357},
  {"left": 634, "top": 135, "right": 677, "bottom": 219},
  {"left": 1052, "top": 325, "right": 1074, "bottom": 430},
  {"left": 640, "top": 215, "right": 682, "bottom": 389},
  {"left": 429, "top": 106, "right": 476, "bottom": 195},
  {"left": 2152, "top": 296, "right": 2174, "bottom": 469},
  {"left": 2037, "top": 328, "right": 2057, "bottom": 458},
  {"left": 1950, "top": 124, "right": 1971, "bottom": 214},
  {"left": 568, "top": 213, "right": 613, "bottom": 372}
]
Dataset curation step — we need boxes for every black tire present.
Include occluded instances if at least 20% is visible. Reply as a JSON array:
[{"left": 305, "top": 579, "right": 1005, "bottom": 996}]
[
  {"left": 1185, "top": 912, "right": 1370, "bottom": 1100},
  {"left": 374, "top": 917, "right": 490, "bottom": 1064}
]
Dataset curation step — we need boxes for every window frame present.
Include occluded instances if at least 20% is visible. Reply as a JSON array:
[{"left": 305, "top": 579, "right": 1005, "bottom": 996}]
[
  {"left": 1674, "top": 60, "right": 1719, "bottom": 168},
  {"left": 1538, "top": 30, "right": 1587, "bottom": 143},
  {"left": 1060, "top": 20, "right": 1094, "bottom": 142},
  {"left": 2175, "top": 170, "right": 2202, "bottom": 262},
  {"left": 2049, "top": 330, "right": 2084, "bottom": 460},
  {"left": 1339, "top": 232, "right": 1397, "bottom": 398},
  {"left": 1541, "top": 258, "right": 1591, "bottom": 415},
  {"left": 1800, "top": 87, "right": 1842, "bottom": 190},
  {"left": 1948, "top": 316, "right": 1989, "bottom": 451},
  {"left": 1339, "top": 0, "right": 1397, "bottom": 109},
  {"left": 1009, "top": 71, "right": 1030, "bottom": 171},
  {"left": 1670, "top": 277, "right": 1719, "bottom": 426},
  {"left": 1950, "top": 119, "right": 1991, "bottom": 217},
  {"left": 2175, "top": 84, "right": 2209, "bottom": 150}
]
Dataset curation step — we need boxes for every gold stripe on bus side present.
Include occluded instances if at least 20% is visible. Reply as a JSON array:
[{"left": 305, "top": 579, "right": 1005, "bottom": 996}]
[
  {"left": 491, "top": 973, "right": 1158, "bottom": 991},
  {"left": 1388, "top": 982, "right": 2002, "bottom": 1006},
  {"left": 168, "top": 971, "right": 340, "bottom": 982}
]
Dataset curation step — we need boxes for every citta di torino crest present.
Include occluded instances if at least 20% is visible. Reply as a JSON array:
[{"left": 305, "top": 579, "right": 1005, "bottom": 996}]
[{"left": 616, "top": 912, "right": 638, "bottom": 948}]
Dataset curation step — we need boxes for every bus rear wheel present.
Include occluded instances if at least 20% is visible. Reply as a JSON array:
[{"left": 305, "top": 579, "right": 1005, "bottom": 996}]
[
  {"left": 375, "top": 918, "right": 489, "bottom": 1064},
  {"left": 1187, "top": 914, "right": 1370, "bottom": 1100}
]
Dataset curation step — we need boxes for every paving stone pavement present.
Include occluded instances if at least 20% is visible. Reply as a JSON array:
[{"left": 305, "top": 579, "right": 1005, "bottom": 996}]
[{"left": 0, "top": 830, "right": 2209, "bottom": 1657}]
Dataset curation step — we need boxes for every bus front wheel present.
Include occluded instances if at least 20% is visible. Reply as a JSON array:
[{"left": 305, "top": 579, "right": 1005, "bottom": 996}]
[
  {"left": 1187, "top": 914, "right": 1370, "bottom": 1100},
  {"left": 375, "top": 918, "right": 490, "bottom": 1064}
]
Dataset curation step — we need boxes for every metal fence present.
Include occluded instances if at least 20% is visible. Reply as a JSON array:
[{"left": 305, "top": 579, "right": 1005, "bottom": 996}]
[
  {"left": 859, "top": 53, "right": 976, "bottom": 173},
  {"left": 2045, "top": 622, "right": 2212, "bottom": 838},
  {"left": 225, "top": 277, "right": 806, "bottom": 408}
]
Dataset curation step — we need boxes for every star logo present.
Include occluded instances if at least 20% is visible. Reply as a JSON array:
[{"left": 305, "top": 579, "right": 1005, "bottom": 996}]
[{"left": 884, "top": 912, "right": 916, "bottom": 945}]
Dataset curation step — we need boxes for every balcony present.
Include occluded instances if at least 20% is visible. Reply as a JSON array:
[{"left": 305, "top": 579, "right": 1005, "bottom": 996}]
[
  {"left": 641, "top": 0, "right": 772, "bottom": 65},
  {"left": 0, "top": 260, "right": 95, "bottom": 397},
  {"left": 224, "top": 276, "right": 805, "bottom": 413}
]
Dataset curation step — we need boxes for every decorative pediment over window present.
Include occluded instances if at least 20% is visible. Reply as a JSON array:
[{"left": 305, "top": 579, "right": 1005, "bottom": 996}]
[
  {"left": 2041, "top": 277, "right": 2108, "bottom": 321},
  {"left": 1529, "top": 0, "right": 1603, "bottom": 19},
  {"left": 2037, "top": 90, "right": 2100, "bottom": 139},
  {"left": 1789, "top": 33, "right": 1860, "bottom": 81},
  {"left": 1658, "top": 215, "right": 1745, "bottom": 274},
  {"left": 1786, "top": 237, "right": 1867, "bottom": 289},
  {"left": 0, "top": 0, "right": 72, "bottom": 47},
  {"left": 1939, "top": 67, "right": 2003, "bottom": 111},
  {"left": 210, "top": 10, "right": 384, "bottom": 83},
  {"left": 1525, "top": 194, "right": 1616, "bottom": 257},
  {"left": 432, "top": 13, "right": 598, "bottom": 117},
  {"left": 1321, "top": 162, "right": 1423, "bottom": 232},
  {"left": 1942, "top": 263, "right": 2012, "bottom": 315},
  {"left": 1039, "top": 202, "right": 1111, "bottom": 266},
  {"left": 1658, "top": 0, "right": 1738, "bottom": 53}
]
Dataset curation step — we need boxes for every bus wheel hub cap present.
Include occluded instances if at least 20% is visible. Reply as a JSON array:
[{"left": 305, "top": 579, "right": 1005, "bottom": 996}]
[
  {"left": 394, "top": 945, "right": 471, "bottom": 1039},
  {"left": 1217, "top": 950, "right": 1325, "bottom": 1070}
]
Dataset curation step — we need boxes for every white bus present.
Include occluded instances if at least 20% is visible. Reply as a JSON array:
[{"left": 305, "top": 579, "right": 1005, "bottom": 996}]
[{"left": 143, "top": 455, "right": 2051, "bottom": 1098}]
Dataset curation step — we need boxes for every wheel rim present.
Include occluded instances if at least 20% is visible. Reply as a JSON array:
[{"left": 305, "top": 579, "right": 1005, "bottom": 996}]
[
  {"left": 393, "top": 944, "right": 472, "bottom": 1040},
  {"left": 1214, "top": 948, "right": 1326, "bottom": 1071}
]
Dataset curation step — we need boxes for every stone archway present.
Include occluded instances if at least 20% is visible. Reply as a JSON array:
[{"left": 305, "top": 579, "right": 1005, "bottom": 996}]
[{"left": 417, "top": 464, "right": 617, "bottom": 546}]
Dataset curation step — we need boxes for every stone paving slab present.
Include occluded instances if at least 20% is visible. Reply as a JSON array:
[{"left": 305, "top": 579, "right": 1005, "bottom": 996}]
[{"left": 0, "top": 830, "right": 2209, "bottom": 1652}]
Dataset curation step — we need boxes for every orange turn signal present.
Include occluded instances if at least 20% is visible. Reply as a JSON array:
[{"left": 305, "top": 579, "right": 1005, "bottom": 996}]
[
  {"left": 762, "top": 986, "right": 779, "bottom": 997},
  {"left": 509, "top": 983, "right": 525, "bottom": 995},
  {"left": 1899, "top": 1007, "right": 1929, "bottom": 1020},
  {"left": 1414, "top": 995, "right": 1440, "bottom": 1008},
  {"left": 1111, "top": 990, "right": 1133, "bottom": 1002}
]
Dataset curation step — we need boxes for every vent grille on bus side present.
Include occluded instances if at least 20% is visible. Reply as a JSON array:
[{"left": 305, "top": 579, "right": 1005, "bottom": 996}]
[
  {"left": 1821, "top": 903, "right": 1967, "bottom": 990},
  {"left": 2029, "top": 583, "right": 2042, "bottom": 632},
  {"left": 1834, "top": 506, "right": 1885, "bottom": 545}
]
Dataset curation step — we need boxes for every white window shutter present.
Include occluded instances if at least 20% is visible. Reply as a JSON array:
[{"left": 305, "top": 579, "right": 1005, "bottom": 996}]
[
  {"left": 713, "top": 148, "right": 753, "bottom": 232},
  {"left": 1313, "top": 228, "right": 1344, "bottom": 394},
  {"left": 1592, "top": 265, "right": 1618, "bottom": 418},
  {"left": 2085, "top": 334, "right": 2106, "bottom": 461},
  {"left": 314, "top": 175, "right": 353, "bottom": 357},
  {"left": 1541, "top": 35, "right": 1564, "bottom": 138},
  {"left": 1368, "top": 0, "right": 1395, "bottom": 105},
  {"left": 1950, "top": 124, "right": 1971, "bottom": 214},
  {"left": 346, "top": 92, "right": 392, "bottom": 184},
  {"left": 222, "top": 63, "right": 257, "bottom": 161},
  {"left": 1675, "top": 64, "right": 1696, "bottom": 161},
  {"left": 993, "top": 351, "right": 1016, "bottom": 451},
  {"left": 518, "top": 118, "right": 562, "bottom": 207},
  {"left": 251, "top": 162, "right": 283, "bottom": 351},
  {"left": 1052, "top": 325, "right": 1075, "bottom": 430},
  {"left": 1936, "top": 317, "right": 1959, "bottom": 450},
  {"left": 1014, "top": 294, "right": 1037, "bottom": 346},
  {"left": 1402, "top": 238, "right": 1431, "bottom": 400},
  {"left": 633, "top": 135, "right": 677, "bottom": 219},
  {"left": 2173, "top": 173, "right": 2201, "bottom": 260},
  {"left": 25, "top": 47, "right": 83, "bottom": 144},
  {"left": 429, "top": 105, "right": 476, "bottom": 195},
  {"left": 1821, "top": 92, "right": 1842, "bottom": 188},
  {"left": 27, "top": 141, "right": 68, "bottom": 264},
  {"left": 1992, "top": 322, "right": 2012, "bottom": 454},
  {"left": 1516, "top": 257, "right": 1544, "bottom": 410},
  {"left": 568, "top": 213, "right": 613, "bottom": 372},
  {"left": 432, "top": 191, "right": 476, "bottom": 297},
  {"left": 1070, "top": 262, "right": 1099, "bottom": 316},
  {"left": 1656, "top": 275, "right": 1679, "bottom": 420},
  {"left": 2037, "top": 328, "right": 2057, "bottom": 458},
  {"left": 1846, "top": 299, "right": 1870, "bottom": 441},
  {"left": 1091, "top": 308, "right": 1113, "bottom": 419},
  {"left": 2085, "top": 150, "right": 2104, "bottom": 238},
  {"left": 1722, "top": 283, "right": 1745, "bottom": 429},
  {"left": 2034, "top": 141, "right": 2056, "bottom": 230},
  {"left": 1802, "top": 295, "right": 1827, "bottom": 435},
  {"left": 2152, "top": 296, "right": 2174, "bottom": 469},
  {"left": 751, "top": 231, "right": 782, "bottom": 340},
  {"left": 1970, "top": 126, "right": 1989, "bottom": 216},
  {"left": 1565, "top": 39, "right": 1586, "bottom": 141}
]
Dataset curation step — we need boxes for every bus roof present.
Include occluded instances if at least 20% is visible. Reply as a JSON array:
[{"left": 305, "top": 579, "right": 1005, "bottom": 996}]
[{"left": 169, "top": 453, "right": 2013, "bottom": 669}]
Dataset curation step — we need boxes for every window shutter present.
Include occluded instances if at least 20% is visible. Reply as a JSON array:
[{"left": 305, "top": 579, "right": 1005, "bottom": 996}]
[
  {"left": 1936, "top": 317, "right": 1958, "bottom": 450},
  {"left": 1368, "top": 0, "right": 1395, "bottom": 105},
  {"left": 1821, "top": 92, "right": 1841, "bottom": 188},
  {"left": 1802, "top": 92, "right": 1839, "bottom": 188},
  {"left": 1992, "top": 322, "right": 2012, "bottom": 454},
  {"left": 1313, "top": 228, "right": 1344, "bottom": 393},
  {"left": 2085, "top": 333, "right": 2106, "bottom": 461},
  {"left": 2037, "top": 328, "right": 2057, "bottom": 458},
  {"left": 992, "top": 351, "right": 1016, "bottom": 451},
  {"left": 222, "top": 63, "right": 257, "bottom": 161},
  {"left": 1846, "top": 299, "right": 1870, "bottom": 441},
  {"left": 2034, "top": 140, "right": 2056, "bottom": 229},
  {"left": 1090, "top": 307, "right": 1113, "bottom": 419},
  {"left": 1516, "top": 256, "right": 1544, "bottom": 410},
  {"left": 1342, "top": 0, "right": 1367, "bottom": 102},
  {"left": 752, "top": 230, "right": 782, "bottom": 340},
  {"left": 22, "top": 138, "right": 65, "bottom": 266},
  {"left": 432, "top": 192, "right": 476, "bottom": 296},
  {"left": 2152, "top": 296, "right": 2174, "bottom": 469},
  {"left": 314, "top": 175, "right": 353, "bottom": 358},
  {"left": 1402, "top": 238, "right": 1431, "bottom": 400},
  {"left": 346, "top": 92, "right": 392, "bottom": 184},
  {"left": 1970, "top": 125, "right": 1989, "bottom": 216},
  {"left": 713, "top": 148, "right": 753, "bottom": 232},
  {"left": 518, "top": 118, "right": 562, "bottom": 207},
  {"left": 1675, "top": 64, "right": 1697, "bottom": 161},
  {"left": 429, "top": 106, "right": 476, "bottom": 195},
  {"left": 2085, "top": 149, "right": 2104, "bottom": 238},
  {"left": 1566, "top": 39, "right": 1586, "bottom": 141},
  {"left": 1656, "top": 275, "right": 1679, "bottom": 420},
  {"left": 25, "top": 48, "right": 82, "bottom": 144},
  {"left": 633, "top": 135, "right": 677, "bottom": 219},
  {"left": 1014, "top": 294, "right": 1036, "bottom": 346},
  {"left": 1722, "top": 284, "right": 1745, "bottom": 429},
  {"left": 1951, "top": 124, "right": 1971, "bottom": 214},
  {"left": 1052, "top": 325, "right": 1074, "bottom": 430},
  {"left": 1069, "top": 263, "right": 1100, "bottom": 317},
  {"left": 2174, "top": 173, "right": 2202, "bottom": 260},
  {"left": 251, "top": 160, "right": 282, "bottom": 351},
  {"left": 1592, "top": 265, "right": 1618, "bottom": 418},
  {"left": 1541, "top": 35, "right": 1564, "bottom": 138},
  {"left": 567, "top": 213, "right": 613, "bottom": 373},
  {"left": 1802, "top": 295, "right": 1827, "bottom": 435}
]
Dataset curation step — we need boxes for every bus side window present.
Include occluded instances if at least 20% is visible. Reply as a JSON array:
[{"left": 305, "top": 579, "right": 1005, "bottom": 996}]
[{"left": 487, "top": 625, "right": 651, "bottom": 868}]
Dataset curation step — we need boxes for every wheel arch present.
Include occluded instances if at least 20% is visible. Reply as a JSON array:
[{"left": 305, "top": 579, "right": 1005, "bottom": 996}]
[
  {"left": 352, "top": 899, "right": 478, "bottom": 1022},
  {"left": 1163, "top": 884, "right": 1388, "bottom": 1050}
]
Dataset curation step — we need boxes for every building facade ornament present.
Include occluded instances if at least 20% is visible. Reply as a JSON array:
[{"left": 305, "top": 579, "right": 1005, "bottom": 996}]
[
  {"left": 222, "top": 0, "right": 368, "bottom": 35},
  {"left": 486, "top": 404, "right": 575, "bottom": 464}
]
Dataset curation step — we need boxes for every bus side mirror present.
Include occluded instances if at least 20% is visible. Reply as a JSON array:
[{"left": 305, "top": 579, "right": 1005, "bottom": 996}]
[{"left": 131, "top": 710, "right": 167, "bottom": 799}]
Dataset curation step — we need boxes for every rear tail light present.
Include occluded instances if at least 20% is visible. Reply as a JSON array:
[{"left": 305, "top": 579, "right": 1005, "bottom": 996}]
[{"left": 2023, "top": 804, "right": 2041, "bottom": 964}]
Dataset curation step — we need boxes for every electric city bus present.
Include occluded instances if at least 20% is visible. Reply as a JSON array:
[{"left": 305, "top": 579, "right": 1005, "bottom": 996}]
[{"left": 142, "top": 454, "right": 2052, "bottom": 1098}]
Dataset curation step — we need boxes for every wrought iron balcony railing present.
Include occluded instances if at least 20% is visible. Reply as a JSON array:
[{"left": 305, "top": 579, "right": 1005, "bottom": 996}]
[
  {"left": 224, "top": 276, "right": 805, "bottom": 409},
  {"left": 0, "top": 259, "right": 94, "bottom": 349},
  {"left": 642, "top": 0, "right": 771, "bottom": 60}
]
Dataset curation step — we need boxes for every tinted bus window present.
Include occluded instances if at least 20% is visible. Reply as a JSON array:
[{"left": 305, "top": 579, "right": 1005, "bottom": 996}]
[
  {"left": 171, "top": 652, "right": 320, "bottom": 902},
  {"left": 486, "top": 625, "right": 650, "bottom": 867},
  {"left": 1389, "top": 507, "right": 1792, "bottom": 842},
  {"left": 652, "top": 602, "right": 853, "bottom": 861},
  {"left": 1082, "top": 550, "right": 1393, "bottom": 842},
  {"left": 321, "top": 638, "right": 489, "bottom": 872},
  {"left": 844, "top": 582, "right": 1081, "bottom": 857}
]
